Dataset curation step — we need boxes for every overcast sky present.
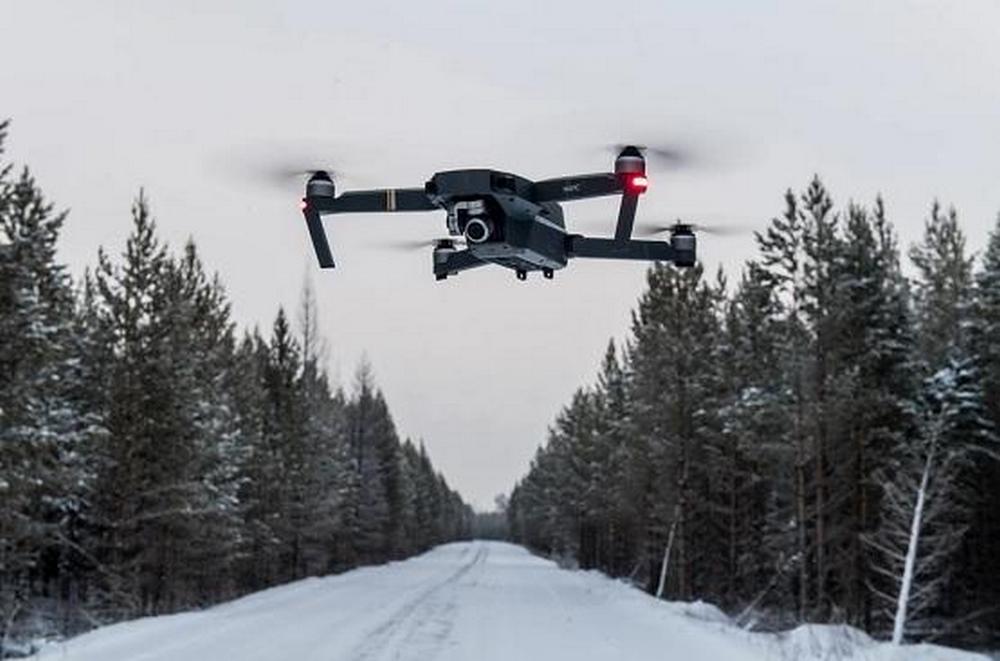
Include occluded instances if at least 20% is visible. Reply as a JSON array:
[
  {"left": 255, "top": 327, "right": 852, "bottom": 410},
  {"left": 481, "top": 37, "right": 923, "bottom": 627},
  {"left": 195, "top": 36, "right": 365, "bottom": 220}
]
[{"left": 3, "top": 0, "right": 1000, "bottom": 509}]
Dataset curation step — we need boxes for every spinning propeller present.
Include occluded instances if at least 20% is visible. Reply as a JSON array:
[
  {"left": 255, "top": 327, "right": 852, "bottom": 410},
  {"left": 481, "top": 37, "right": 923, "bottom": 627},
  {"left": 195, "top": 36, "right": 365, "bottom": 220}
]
[
  {"left": 381, "top": 237, "right": 467, "bottom": 252},
  {"left": 606, "top": 143, "right": 695, "bottom": 171},
  {"left": 635, "top": 221, "right": 751, "bottom": 237}
]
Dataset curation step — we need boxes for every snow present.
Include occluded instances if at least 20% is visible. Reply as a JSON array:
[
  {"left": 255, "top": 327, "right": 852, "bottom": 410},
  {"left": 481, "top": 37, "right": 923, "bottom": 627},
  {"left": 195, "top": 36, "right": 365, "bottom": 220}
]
[{"left": 28, "top": 541, "right": 987, "bottom": 661}]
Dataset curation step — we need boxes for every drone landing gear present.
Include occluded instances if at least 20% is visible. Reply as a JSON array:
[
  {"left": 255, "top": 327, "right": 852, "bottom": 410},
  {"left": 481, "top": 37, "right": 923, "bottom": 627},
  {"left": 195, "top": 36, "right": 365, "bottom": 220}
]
[
  {"left": 515, "top": 268, "right": 553, "bottom": 281},
  {"left": 436, "top": 273, "right": 447, "bottom": 281}
]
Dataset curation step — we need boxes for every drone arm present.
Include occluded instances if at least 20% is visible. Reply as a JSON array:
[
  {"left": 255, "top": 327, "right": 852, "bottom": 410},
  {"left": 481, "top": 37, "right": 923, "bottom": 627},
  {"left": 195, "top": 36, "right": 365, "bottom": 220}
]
[
  {"left": 309, "top": 188, "right": 437, "bottom": 214},
  {"left": 302, "top": 206, "right": 336, "bottom": 268},
  {"left": 535, "top": 173, "right": 645, "bottom": 239},
  {"left": 614, "top": 191, "right": 640, "bottom": 241},
  {"left": 533, "top": 173, "right": 622, "bottom": 203},
  {"left": 301, "top": 187, "right": 436, "bottom": 269},
  {"left": 566, "top": 236, "right": 676, "bottom": 261}
]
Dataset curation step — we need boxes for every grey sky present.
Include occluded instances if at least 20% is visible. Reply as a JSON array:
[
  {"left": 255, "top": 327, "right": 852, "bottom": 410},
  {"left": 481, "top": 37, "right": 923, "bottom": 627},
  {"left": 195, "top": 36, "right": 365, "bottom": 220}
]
[{"left": 3, "top": 0, "right": 1000, "bottom": 509}]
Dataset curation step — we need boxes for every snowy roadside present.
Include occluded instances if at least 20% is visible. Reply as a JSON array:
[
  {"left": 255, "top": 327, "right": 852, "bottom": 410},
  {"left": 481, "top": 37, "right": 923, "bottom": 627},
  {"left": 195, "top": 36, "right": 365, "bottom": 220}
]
[{"left": 575, "top": 567, "right": 988, "bottom": 661}]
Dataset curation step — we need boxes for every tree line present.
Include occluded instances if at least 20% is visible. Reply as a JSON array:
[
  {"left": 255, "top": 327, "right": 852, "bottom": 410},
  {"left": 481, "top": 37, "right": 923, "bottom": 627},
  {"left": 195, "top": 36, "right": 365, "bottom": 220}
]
[
  {"left": 508, "top": 177, "right": 1000, "bottom": 646},
  {"left": 0, "top": 121, "right": 472, "bottom": 651}
]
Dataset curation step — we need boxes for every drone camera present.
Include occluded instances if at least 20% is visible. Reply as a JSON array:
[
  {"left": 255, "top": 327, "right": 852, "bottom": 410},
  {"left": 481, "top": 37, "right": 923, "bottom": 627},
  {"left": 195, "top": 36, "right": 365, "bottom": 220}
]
[
  {"left": 448, "top": 199, "right": 498, "bottom": 243},
  {"left": 464, "top": 217, "right": 494, "bottom": 243}
]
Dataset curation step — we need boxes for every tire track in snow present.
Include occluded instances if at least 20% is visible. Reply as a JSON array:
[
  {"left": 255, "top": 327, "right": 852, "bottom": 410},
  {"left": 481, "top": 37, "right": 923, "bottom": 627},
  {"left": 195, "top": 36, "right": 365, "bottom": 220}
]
[{"left": 349, "top": 542, "right": 488, "bottom": 661}]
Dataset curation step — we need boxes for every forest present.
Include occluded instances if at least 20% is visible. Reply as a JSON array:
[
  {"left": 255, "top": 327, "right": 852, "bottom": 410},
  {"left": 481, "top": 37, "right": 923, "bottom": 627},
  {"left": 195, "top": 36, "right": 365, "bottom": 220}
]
[
  {"left": 508, "top": 178, "right": 1000, "bottom": 646},
  {"left": 0, "top": 121, "right": 473, "bottom": 648}
]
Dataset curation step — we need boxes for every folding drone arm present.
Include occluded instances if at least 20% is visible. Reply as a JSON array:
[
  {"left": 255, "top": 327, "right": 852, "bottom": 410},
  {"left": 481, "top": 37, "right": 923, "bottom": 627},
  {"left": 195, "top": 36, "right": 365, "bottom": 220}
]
[
  {"left": 566, "top": 236, "right": 674, "bottom": 261},
  {"left": 302, "top": 206, "right": 336, "bottom": 268},
  {"left": 565, "top": 227, "right": 696, "bottom": 267},
  {"left": 301, "top": 186, "right": 438, "bottom": 269},
  {"left": 306, "top": 187, "right": 437, "bottom": 214},
  {"left": 532, "top": 173, "right": 622, "bottom": 203},
  {"left": 534, "top": 171, "right": 648, "bottom": 241}
]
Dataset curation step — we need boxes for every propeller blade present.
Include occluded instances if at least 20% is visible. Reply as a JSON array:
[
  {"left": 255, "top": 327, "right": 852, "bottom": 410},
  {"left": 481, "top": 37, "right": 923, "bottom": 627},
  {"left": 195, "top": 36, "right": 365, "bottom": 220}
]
[
  {"left": 609, "top": 143, "right": 695, "bottom": 170},
  {"left": 377, "top": 237, "right": 466, "bottom": 252},
  {"left": 213, "top": 142, "right": 368, "bottom": 191},
  {"left": 634, "top": 220, "right": 753, "bottom": 237},
  {"left": 269, "top": 165, "right": 345, "bottom": 183}
]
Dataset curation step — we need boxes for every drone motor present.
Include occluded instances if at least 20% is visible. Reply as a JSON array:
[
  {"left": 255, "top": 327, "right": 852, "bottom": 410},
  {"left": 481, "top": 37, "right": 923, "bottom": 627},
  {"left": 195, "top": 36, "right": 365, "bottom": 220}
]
[
  {"left": 670, "top": 223, "right": 697, "bottom": 268},
  {"left": 305, "top": 171, "right": 335, "bottom": 198},
  {"left": 614, "top": 146, "right": 646, "bottom": 176}
]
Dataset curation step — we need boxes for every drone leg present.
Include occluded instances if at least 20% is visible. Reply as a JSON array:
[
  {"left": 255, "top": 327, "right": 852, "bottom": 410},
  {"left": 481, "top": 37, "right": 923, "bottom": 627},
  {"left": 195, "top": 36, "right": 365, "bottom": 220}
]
[
  {"left": 516, "top": 269, "right": 527, "bottom": 281},
  {"left": 436, "top": 273, "right": 447, "bottom": 281},
  {"left": 543, "top": 268, "right": 554, "bottom": 280}
]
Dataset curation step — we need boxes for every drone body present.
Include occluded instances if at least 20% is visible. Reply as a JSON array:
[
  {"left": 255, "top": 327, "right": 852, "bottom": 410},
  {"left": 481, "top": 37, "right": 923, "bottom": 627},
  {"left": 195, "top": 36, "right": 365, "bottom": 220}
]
[{"left": 300, "top": 146, "right": 696, "bottom": 280}]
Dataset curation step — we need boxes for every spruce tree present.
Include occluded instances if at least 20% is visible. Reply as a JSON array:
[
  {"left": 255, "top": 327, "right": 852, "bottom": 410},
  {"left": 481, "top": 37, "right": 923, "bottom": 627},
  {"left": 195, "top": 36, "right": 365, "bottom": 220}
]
[
  {"left": 343, "top": 363, "right": 392, "bottom": 564},
  {"left": 755, "top": 185, "right": 814, "bottom": 620},
  {"left": 909, "top": 202, "right": 974, "bottom": 372},
  {"left": 0, "top": 120, "right": 100, "bottom": 639},
  {"left": 627, "top": 262, "right": 724, "bottom": 598},
  {"left": 835, "top": 200, "right": 917, "bottom": 629},
  {"left": 961, "top": 214, "right": 1000, "bottom": 640},
  {"left": 88, "top": 194, "right": 249, "bottom": 613},
  {"left": 261, "top": 308, "right": 309, "bottom": 580},
  {"left": 232, "top": 330, "right": 280, "bottom": 588},
  {"left": 717, "top": 263, "right": 791, "bottom": 619}
]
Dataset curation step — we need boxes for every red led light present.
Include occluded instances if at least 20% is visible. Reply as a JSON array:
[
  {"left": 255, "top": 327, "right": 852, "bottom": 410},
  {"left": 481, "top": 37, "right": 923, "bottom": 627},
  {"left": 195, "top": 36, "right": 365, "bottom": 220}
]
[
  {"left": 629, "top": 175, "right": 649, "bottom": 192},
  {"left": 299, "top": 199, "right": 308, "bottom": 211}
]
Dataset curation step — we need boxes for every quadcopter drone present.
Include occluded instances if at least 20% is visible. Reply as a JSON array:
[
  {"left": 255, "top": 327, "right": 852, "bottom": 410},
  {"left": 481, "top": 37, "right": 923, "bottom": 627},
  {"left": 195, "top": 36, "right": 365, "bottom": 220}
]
[{"left": 299, "top": 146, "right": 696, "bottom": 281}]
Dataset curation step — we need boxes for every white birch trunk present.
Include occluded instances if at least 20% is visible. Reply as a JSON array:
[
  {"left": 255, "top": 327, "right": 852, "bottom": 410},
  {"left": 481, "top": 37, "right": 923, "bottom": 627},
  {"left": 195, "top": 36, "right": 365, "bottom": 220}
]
[
  {"left": 656, "top": 510, "right": 680, "bottom": 599},
  {"left": 892, "top": 440, "right": 936, "bottom": 645}
]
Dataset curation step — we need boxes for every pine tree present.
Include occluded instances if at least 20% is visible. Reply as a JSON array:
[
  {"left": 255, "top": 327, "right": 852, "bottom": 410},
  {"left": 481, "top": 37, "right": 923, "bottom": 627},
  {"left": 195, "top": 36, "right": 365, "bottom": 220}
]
[
  {"left": 261, "top": 308, "right": 310, "bottom": 581},
  {"left": 0, "top": 120, "right": 101, "bottom": 639},
  {"left": 413, "top": 441, "right": 444, "bottom": 550},
  {"left": 295, "top": 280, "right": 349, "bottom": 575},
  {"left": 159, "top": 241, "right": 245, "bottom": 604},
  {"left": 88, "top": 193, "right": 248, "bottom": 613},
  {"left": 961, "top": 214, "right": 1000, "bottom": 640},
  {"left": 343, "top": 363, "right": 392, "bottom": 564},
  {"left": 717, "top": 263, "right": 791, "bottom": 620},
  {"left": 834, "top": 199, "right": 917, "bottom": 629},
  {"left": 627, "top": 262, "right": 724, "bottom": 598},
  {"left": 755, "top": 185, "right": 814, "bottom": 620},
  {"left": 973, "top": 214, "right": 1000, "bottom": 433},
  {"left": 909, "top": 202, "right": 974, "bottom": 372},
  {"left": 232, "top": 330, "right": 281, "bottom": 589},
  {"left": 595, "top": 341, "right": 641, "bottom": 577}
]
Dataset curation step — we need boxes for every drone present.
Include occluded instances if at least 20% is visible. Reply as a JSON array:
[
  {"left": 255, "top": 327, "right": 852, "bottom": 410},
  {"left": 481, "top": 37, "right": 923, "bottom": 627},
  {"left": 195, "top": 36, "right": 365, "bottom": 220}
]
[{"left": 299, "top": 146, "right": 696, "bottom": 281}]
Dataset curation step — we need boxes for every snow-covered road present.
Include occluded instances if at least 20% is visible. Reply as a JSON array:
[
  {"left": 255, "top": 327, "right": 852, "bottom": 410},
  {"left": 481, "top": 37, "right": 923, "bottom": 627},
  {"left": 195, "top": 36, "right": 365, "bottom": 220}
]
[{"left": 31, "top": 541, "right": 987, "bottom": 661}]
